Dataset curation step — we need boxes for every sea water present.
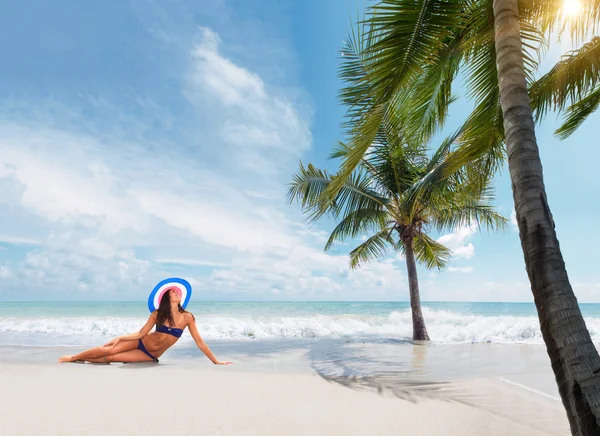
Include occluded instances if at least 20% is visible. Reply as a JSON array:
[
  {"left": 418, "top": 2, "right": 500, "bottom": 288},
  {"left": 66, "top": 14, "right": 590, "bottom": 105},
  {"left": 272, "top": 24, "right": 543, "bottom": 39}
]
[
  {"left": 2, "top": 300, "right": 598, "bottom": 398},
  {"left": 2, "top": 301, "right": 600, "bottom": 345}
]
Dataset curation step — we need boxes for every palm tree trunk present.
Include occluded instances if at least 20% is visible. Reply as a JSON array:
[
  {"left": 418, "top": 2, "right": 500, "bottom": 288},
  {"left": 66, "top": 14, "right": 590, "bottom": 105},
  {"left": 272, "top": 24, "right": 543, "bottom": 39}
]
[
  {"left": 493, "top": 0, "right": 600, "bottom": 433},
  {"left": 403, "top": 236, "right": 430, "bottom": 341}
]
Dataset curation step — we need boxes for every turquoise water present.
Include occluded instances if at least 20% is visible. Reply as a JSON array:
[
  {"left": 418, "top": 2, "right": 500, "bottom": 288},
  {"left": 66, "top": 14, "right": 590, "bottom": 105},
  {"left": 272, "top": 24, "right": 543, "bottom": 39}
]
[
  {"left": 1, "top": 301, "right": 600, "bottom": 346},
  {"left": 3, "top": 300, "right": 600, "bottom": 317},
  {"left": 1, "top": 300, "right": 597, "bottom": 397}
]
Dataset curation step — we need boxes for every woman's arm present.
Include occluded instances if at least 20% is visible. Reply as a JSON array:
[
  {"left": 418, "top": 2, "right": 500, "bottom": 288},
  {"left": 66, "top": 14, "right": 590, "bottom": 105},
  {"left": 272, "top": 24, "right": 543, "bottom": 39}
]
[
  {"left": 105, "top": 311, "right": 157, "bottom": 347},
  {"left": 186, "top": 314, "right": 233, "bottom": 365}
]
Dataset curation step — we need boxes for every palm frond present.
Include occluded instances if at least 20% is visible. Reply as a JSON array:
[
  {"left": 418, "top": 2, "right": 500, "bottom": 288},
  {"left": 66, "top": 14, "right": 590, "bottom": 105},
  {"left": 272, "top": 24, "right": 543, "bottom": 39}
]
[
  {"left": 462, "top": 0, "right": 542, "bottom": 101},
  {"left": 430, "top": 193, "right": 508, "bottom": 233},
  {"left": 326, "top": 101, "right": 388, "bottom": 197},
  {"left": 401, "top": 119, "right": 490, "bottom": 215},
  {"left": 425, "top": 126, "right": 464, "bottom": 173},
  {"left": 330, "top": 170, "right": 390, "bottom": 219},
  {"left": 460, "top": 97, "right": 505, "bottom": 157},
  {"left": 530, "top": 37, "right": 600, "bottom": 122},
  {"left": 461, "top": 0, "right": 499, "bottom": 105},
  {"left": 324, "top": 209, "right": 389, "bottom": 251},
  {"left": 366, "top": 114, "right": 427, "bottom": 196},
  {"left": 339, "top": 18, "right": 376, "bottom": 126},
  {"left": 390, "top": 33, "right": 463, "bottom": 144},
  {"left": 330, "top": 140, "right": 380, "bottom": 179},
  {"left": 288, "top": 162, "right": 333, "bottom": 219},
  {"left": 288, "top": 162, "right": 389, "bottom": 224},
  {"left": 328, "top": 0, "right": 468, "bottom": 199},
  {"left": 365, "top": 0, "right": 467, "bottom": 100},
  {"left": 555, "top": 85, "right": 600, "bottom": 139},
  {"left": 413, "top": 234, "right": 451, "bottom": 270},
  {"left": 456, "top": 99, "right": 505, "bottom": 193},
  {"left": 520, "top": 0, "right": 600, "bottom": 43},
  {"left": 348, "top": 226, "right": 396, "bottom": 268}
]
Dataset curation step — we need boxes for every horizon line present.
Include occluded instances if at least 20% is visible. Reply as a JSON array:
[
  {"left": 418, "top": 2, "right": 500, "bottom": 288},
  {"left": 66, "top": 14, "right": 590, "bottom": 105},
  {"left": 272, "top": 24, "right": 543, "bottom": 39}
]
[{"left": 0, "top": 299, "right": 594, "bottom": 304}]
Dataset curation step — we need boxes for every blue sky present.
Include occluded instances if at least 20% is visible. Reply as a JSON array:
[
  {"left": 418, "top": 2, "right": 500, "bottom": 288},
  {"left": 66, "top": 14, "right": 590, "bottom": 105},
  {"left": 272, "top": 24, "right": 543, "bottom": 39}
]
[{"left": 0, "top": 0, "right": 598, "bottom": 302}]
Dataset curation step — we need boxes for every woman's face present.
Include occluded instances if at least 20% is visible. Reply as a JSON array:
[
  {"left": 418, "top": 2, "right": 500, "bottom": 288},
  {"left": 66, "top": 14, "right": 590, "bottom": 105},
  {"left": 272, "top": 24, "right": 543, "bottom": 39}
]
[{"left": 169, "top": 288, "right": 182, "bottom": 303}]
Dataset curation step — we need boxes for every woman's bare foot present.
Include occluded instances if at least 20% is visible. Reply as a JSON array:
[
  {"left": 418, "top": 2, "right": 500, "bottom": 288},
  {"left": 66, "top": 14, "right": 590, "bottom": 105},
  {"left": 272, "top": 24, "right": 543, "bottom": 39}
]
[{"left": 58, "top": 355, "right": 76, "bottom": 363}]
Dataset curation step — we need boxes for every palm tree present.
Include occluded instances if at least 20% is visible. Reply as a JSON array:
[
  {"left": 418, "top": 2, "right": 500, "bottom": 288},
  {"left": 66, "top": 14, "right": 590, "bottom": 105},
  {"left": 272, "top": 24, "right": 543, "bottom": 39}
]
[
  {"left": 329, "top": 1, "right": 600, "bottom": 432},
  {"left": 493, "top": 3, "right": 600, "bottom": 431},
  {"left": 288, "top": 126, "right": 506, "bottom": 341}
]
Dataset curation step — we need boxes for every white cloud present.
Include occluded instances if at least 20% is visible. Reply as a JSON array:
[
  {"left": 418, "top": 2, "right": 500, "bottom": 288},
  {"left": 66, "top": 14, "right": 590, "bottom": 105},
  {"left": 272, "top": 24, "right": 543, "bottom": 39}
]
[
  {"left": 437, "top": 225, "right": 475, "bottom": 259},
  {"left": 0, "top": 127, "right": 149, "bottom": 234},
  {"left": 0, "top": 26, "right": 402, "bottom": 301},
  {"left": 184, "top": 27, "right": 311, "bottom": 175},
  {"left": 0, "top": 235, "right": 41, "bottom": 245},
  {"left": 198, "top": 245, "right": 406, "bottom": 300},
  {"left": 447, "top": 266, "right": 474, "bottom": 273},
  {"left": 155, "top": 258, "right": 229, "bottom": 267},
  {"left": 510, "top": 209, "right": 519, "bottom": 233},
  {"left": 0, "top": 266, "right": 13, "bottom": 279},
  {"left": 136, "top": 191, "right": 294, "bottom": 252}
]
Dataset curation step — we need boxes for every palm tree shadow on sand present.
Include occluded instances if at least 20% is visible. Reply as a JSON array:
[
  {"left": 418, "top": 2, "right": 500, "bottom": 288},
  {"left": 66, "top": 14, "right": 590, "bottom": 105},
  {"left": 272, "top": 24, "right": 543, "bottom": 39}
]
[
  {"left": 311, "top": 342, "right": 477, "bottom": 404},
  {"left": 312, "top": 343, "right": 568, "bottom": 435}
]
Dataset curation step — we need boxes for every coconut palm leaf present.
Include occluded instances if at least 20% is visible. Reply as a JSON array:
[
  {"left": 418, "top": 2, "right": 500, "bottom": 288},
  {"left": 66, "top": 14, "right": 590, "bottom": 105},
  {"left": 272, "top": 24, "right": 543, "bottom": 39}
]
[
  {"left": 520, "top": 0, "right": 600, "bottom": 42},
  {"left": 348, "top": 226, "right": 397, "bottom": 268},
  {"left": 367, "top": 138, "right": 423, "bottom": 196},
  {"left": 390, "top": 34, "right": 463, "bottom": 144},
  {"left": 327, "top": 0, "right": 469, "bottom": 198},
  {"left": 287, "top": 162, "right": 335, "bottom": 223},
  {"left": 339, "top": 19, "right": 377, "bottom": 129},
  {"left": 330, "top": 170, "right": 390, "bottom": 219},
  {"left": 324, "top": 209, "right": 389, "bottom": 251},
  {"left": 327, "top": 102, "right": 389, "bottom": 197},
  {"left": 364, "top": 0, "right": 467, "bottom": 99},
  {"left": 453, "top": 99, "right": 505, "bottom": 191},
  {"left": 555, "top": 85, "right": 600, "bottom": 139},
  {"left": 462, "top": 0, "right": 542, "bottom": 104},
  {"left": 330, "top": 140, "right": 381, "bottom": 178},
  {"left": 429, "top": 193, "right": 508, "bottom": 232},
  {"left": 335, "top": 0, "right": 600, "bottom": 205},
  {"left": 530, "top": 37, "right": 600, "bottom": 122},
  {"left": 288, "top": 162, "right": 385, "bottom": 222},
  {"left": 400, "top": 127, "right": 468, "bottom": 211},
  {"left": 413, "top": 234, "right": 451, "bottom": 270}
]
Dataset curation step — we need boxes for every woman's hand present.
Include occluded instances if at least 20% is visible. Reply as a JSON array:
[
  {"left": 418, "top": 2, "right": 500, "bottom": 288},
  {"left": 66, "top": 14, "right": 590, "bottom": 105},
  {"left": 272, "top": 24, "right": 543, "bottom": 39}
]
[
  {"left": 214, "top": 360, "right": 234, "bottom": 365},
  {"left": 103, "top": 337, "right": 121, "bottom": 348}
]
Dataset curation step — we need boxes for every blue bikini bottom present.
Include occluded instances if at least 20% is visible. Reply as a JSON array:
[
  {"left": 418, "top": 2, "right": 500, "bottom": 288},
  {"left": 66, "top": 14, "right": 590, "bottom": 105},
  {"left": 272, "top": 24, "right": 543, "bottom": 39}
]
[{"left": 137, "top": 339, "right": 159, "bottom": 362}]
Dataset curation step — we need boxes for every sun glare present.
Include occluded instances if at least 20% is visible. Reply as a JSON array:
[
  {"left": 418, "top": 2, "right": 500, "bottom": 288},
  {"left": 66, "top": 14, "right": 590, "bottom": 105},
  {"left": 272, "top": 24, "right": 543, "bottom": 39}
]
[{"left": 563, "top": 0, "right": 582, "bottom": 18}]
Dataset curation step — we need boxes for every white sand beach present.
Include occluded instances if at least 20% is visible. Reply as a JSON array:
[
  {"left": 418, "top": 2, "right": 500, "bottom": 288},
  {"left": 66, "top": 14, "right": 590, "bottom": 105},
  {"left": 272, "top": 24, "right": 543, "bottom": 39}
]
[{"left": 0, "top": 360, "right": 569, "bottom": 436}]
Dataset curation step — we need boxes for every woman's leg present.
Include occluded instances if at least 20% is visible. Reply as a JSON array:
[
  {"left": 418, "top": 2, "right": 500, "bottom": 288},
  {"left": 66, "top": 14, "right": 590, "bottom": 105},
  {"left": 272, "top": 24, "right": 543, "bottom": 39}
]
[
  {"left": 81, "top": 349, "right": 156, "bottom": 364},
  {"left": 102, "top": 349, "right": 156, "bottom": 363},
  {"left": 58, "top": 340, "right": 138, "bottom": 363}
]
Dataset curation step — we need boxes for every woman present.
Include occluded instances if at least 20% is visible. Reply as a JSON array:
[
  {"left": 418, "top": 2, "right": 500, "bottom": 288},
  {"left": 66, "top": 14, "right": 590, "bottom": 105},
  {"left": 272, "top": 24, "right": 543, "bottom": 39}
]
[{"left": 58, "top": 287, "right": 233, "bottom": 365}]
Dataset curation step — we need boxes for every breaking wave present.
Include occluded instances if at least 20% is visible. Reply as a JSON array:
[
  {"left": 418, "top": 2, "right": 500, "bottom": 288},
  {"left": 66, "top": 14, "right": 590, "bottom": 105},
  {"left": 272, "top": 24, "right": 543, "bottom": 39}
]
[{"left": 1, "top": 308, "right": 599, "bottom": 344}]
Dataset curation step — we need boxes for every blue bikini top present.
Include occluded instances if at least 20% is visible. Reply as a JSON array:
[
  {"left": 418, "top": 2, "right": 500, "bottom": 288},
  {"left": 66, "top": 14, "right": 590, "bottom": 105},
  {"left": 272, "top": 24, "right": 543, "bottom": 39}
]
[{"left": 156, "top": 324, "right": 183, "bottom": 338}]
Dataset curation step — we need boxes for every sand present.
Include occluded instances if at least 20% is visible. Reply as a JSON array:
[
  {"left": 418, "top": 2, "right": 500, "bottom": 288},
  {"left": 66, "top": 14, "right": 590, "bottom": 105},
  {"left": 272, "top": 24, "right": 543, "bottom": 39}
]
[{"left": 0, "top": 361, "right": 569, "bottom": 436}]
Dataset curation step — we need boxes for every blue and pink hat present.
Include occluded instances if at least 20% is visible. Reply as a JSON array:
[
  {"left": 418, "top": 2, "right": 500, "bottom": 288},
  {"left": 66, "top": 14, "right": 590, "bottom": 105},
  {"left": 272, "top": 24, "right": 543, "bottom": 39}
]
[{"left": 147, "top": 277, "right": 192, "bottom": 313}]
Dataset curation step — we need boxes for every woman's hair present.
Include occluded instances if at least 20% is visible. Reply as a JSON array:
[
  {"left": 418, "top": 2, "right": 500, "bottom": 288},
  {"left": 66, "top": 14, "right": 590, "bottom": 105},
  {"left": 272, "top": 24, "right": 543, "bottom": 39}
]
[{"left": 156, "top": 290, "right": 187, "bottom": 327}]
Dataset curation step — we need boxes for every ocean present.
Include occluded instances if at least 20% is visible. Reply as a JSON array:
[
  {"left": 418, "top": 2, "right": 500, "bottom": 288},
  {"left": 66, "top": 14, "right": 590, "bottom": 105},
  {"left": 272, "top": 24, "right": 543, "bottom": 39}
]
[
  {"left": 2, "top": 300, "right": 600, "bottom": 345},
  {"left": 2, "top": 300, "right": 598, "bottom": 399}
]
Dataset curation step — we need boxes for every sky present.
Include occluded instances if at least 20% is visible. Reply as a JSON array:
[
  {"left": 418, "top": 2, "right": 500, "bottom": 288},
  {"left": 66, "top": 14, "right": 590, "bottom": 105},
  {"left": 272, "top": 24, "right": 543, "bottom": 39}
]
[{"left": 0, "top": 0, "right": 598, "bottom": 302}]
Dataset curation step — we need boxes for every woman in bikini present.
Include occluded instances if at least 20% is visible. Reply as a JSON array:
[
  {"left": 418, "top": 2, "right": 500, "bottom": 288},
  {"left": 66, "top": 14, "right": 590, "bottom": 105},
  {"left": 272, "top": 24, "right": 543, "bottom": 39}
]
[{"left": 58, "top": 286, "right": 232, "bottom": 365}]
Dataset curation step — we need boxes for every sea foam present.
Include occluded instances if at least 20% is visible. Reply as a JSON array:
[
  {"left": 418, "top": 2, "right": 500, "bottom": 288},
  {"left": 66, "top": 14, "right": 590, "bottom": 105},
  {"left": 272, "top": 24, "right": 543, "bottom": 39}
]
[{"left": 2, "top": 307, "right": 600, "bottom": 344}]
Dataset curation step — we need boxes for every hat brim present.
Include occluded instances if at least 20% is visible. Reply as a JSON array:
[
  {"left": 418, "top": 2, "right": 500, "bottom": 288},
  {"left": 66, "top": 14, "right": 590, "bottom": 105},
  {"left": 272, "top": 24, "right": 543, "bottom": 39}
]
[{"left": 148, "top": 278, "right": 192, "bottom": 312}]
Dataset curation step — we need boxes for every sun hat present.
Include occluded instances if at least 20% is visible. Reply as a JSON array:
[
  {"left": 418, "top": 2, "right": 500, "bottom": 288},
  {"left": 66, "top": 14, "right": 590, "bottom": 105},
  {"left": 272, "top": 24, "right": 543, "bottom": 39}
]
[{"left": 148, "top": 277, "right": 192, "bottom": 312}]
